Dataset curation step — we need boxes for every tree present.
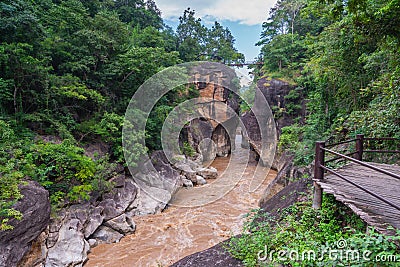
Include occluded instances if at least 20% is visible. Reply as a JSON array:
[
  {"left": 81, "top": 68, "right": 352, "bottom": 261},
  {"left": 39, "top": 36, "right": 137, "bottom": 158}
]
[
  {"left": 113, "top": 0, "right": 163, "bottom": 29},
  {"left": 205, "top": 22, "right": 244, "bottom": 64},
  {"left": 176, "top": 8, "right": 208, "bottom": 61}
]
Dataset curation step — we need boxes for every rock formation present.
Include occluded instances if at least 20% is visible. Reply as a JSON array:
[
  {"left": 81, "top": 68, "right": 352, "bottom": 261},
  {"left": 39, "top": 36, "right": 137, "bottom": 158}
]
[
  {"left": 0, "top": 181, "right": 50, "bottom": 267},
  {"left": 12, "top": 150, "right": 218, "bottom": 267},
  {"left": 181, "top": 63, "right": 240, "bottom": 161}
]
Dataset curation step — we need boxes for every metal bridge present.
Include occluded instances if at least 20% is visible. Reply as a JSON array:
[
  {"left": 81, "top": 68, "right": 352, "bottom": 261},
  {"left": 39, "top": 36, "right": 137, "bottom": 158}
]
[{"left": 226, "top": 61, "right": 263, "bottom": 67}]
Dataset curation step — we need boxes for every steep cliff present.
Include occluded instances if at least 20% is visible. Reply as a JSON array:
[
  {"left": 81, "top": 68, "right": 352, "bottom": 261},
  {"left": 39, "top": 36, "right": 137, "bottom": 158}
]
[{"left": 181, "top": 64, "right": 240, "bottom": 161}]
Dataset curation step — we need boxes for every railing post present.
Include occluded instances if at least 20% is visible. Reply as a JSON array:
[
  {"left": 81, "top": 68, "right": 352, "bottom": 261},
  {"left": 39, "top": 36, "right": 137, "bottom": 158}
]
[
  {"left": 355, "top": 134, "right": 364, "bottom": 161},
  {"left": 313, "top": 141, "right": 325, "bottom": 209}
]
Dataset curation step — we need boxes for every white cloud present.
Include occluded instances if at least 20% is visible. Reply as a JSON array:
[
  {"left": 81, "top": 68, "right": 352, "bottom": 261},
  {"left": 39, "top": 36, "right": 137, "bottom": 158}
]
[{"left": 154, "top": 0, "right": 276, "bottom": 25}]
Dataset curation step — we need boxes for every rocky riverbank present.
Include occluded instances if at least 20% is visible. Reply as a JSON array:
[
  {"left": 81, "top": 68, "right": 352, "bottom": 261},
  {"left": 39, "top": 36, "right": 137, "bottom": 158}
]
[{"left": 1, "top": 148, "right": 218, "bottom": 267}]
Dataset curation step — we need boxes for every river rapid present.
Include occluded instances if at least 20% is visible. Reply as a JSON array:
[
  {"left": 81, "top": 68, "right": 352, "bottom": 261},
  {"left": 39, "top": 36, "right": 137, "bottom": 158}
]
[{"left": 85, "top": 135, "right": 277, "bottom": 267}]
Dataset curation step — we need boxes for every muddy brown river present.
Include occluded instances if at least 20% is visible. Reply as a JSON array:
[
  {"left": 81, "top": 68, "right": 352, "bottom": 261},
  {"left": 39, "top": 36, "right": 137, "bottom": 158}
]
[{"left": 85, "top": 135, "right": 277, "bottom": 267}]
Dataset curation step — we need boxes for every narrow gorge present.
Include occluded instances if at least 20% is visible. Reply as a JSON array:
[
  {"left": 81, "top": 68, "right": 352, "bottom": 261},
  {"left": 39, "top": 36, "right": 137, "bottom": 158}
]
[{"left": 86, "top": 134, "right": 278, "bottom": 267}]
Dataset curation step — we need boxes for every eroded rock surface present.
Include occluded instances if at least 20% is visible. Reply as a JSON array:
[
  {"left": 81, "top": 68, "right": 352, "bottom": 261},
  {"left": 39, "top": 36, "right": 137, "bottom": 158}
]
[{"left": 0, "top": 180, "right": 50, "bottom": 267}]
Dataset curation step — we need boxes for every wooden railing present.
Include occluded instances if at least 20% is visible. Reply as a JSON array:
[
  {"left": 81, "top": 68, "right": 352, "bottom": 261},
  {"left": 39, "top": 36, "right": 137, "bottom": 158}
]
[{"left": 312, "top": 134, "right": 400, "bottom": 210}]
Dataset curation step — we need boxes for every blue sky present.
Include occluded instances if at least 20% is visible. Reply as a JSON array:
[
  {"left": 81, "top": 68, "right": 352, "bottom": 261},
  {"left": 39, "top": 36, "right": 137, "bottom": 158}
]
[{"left": 154, "top": 0, "right": 277, "bottom": 62}]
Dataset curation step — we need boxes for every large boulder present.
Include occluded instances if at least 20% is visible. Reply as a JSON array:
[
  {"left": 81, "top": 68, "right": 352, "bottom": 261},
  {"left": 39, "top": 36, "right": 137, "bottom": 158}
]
[
  {"left": 150, "top": 151, "right": 183, "bottom": 194},
  {"left": 171, "top": 241, "right": 243, "bottom": 267},
  {"left": 0, "top": 180, "right": 50, "bottom": 267},
  {"left": 179, "top": 63, "right": 241, "bottom": 162},
  {"left": 91, "top": 226, "right": 123, "bottom": 244},
  {"left": 255, "top": 77, "right": 305, "bottom": 133},
  {"left": 104, "top": 214, "right": 136, "bottom": 235},
  {"left": 130, "top": 185, "right": 172, "bottom": 215},
  {"left": 196, "top": 166, "right": 218, "bottom": 179},
  {"left": 45, "top": 219, "right": 89, "bottom": 267}
]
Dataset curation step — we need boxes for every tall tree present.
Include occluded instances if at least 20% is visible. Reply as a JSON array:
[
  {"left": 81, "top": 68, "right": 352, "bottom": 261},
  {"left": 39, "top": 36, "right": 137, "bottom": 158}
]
[
  {"left": 205, "top": 22, "right": 244, "bottom": 64},
  {"left": 176, "top": 8, "right": 207, "bottom": 61}
]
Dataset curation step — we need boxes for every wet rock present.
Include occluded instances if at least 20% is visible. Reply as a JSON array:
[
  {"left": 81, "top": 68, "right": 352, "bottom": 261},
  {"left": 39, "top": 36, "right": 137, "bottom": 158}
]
[
  {"left": 171, "top": 241, "right": 243, "bottom": 267},
  {"left": 136, "top": 151, "right": 183, "bottom": 195},
  {"left": 179, "top": 64, "right": 240, "bottom": 161},
  {"left": 132, "top": 185, "right": 171, "bottom": 215},
  {"left": 174, "top": 161, "right": 197, "bottom": 182},
  {"left": 91, "top": 226, "right": 123, "bottom": 244},
  {"left": 87, "top": 239, "right": 98, "bottom": 248},
  {"left": 103, "top": 177, "right": 138, "bottom": 214},
  {"left": 197, "top": 167, "right": 218, "bottom": 179},
  {"left": 104, "top": 214, "right": 136, "bottom": 235},
  {"left": 97, "top": 199, "right": 121, "bottom": 221},
  {"left": 212, "top": 123, "right": 233, "bottom": 157},
  {"left": 45, "top": 219, "right": 89, "bottom": 267},
  {"left": 182, "top": 178, "right": 194, "bottom": 187},
  {"left": 83, "top": 206, "right": 104, "bottom": 239},
  {"left": 0, "top": 180, "right": 50, "bottom": 267},
  {"left": 196, "top": 176, "right": 207, "bottom": 185}
]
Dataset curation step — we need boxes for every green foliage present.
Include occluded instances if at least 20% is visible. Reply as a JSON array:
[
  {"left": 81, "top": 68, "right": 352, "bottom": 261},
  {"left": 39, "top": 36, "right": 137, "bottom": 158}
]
[
  {"left": 176, "top": 8, "right": 244, "bottom": 64},
  {"left": 240, "top": 84, "right": 256, "bottom": 113},
  {"left": 227, "top": 195, "right": 399, "bottom": 266},
  {"left": 257, "top": 0, "right": 400, "bottom": 167},
  {"left": 278, "top": 124, "right": 314, "bottom": 165},
  {"left": 32, "top": 140, "right": 96, "bottom": 190},
  {"left": 0, "top": 120, "right": 25, "bottom": 230},
  {"left": 0, "top": 0, "right": 243, "bottom": 213},
  {"left": 181, "top": 141, "right": 196, "bottom": 157}
]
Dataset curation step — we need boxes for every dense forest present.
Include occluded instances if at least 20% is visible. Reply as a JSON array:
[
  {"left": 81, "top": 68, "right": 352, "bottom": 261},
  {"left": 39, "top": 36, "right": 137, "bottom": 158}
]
[
  {"left": 0, "top": 0, "right": 244, "bottom": 230},
  {"left": 228, "top": 0, "right": 400, "bottom": 265},
  {"left": 254, "top": 0, "right": 400, "bottom": 165},
  {"left": 0, "top": 0, "right": 400, "bottom": 266},
  {"left": 1, "top": 0, "right": 399, "bottom": 262}
]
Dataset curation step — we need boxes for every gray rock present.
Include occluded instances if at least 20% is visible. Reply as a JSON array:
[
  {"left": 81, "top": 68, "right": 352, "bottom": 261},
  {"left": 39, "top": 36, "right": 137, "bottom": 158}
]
[
  {"left": 91, "top": 226, "right": 123, "bottom": 244},
  {"left": 182, "top": 178, "right": 194, "bottom": 187},
  {"left": 97, "top": 198, "right": 120, "bottom": 221},
  {"left": 104, "top": 214, "right": 136, "bottom": 235},
  {"left": 196, "top": 167, "right": 218, "bottom": 179},
  {"left": 103, "top": 177, "right": 138, "bottom": 213},
  {"left": 0, "top": 180, "right": 50, "bottom": 267},
  {"left": 45, "top": 219, "right": 89, "bottom": 267},
  {"left": 98, "top": 177, "right": 138, "bottom": 221},
  {"left": 83, "top": 206, "right": 104, "bottom": 239},
  {"left": 196, "top": 176, "right": 207, "bottom": 185},
  {"left": 87, "top": 239, "right": 98, "bottom": 248},
  {"left": 173, "top": 161, "right": 197, "bottom": 182},
  {"left": 133, "top": 185, "right": 171, "bottom": 215}
]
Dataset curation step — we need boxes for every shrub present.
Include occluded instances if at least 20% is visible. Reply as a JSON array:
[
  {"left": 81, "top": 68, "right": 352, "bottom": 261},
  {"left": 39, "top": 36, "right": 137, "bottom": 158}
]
[{"left": 227, "top": 195, "right": 399, "bottom": 266}]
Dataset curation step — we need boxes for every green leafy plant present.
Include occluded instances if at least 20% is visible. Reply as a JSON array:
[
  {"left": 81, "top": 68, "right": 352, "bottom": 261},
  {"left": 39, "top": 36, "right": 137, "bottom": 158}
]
[{"left": 226, "top": 195, "right": 400, "bottom": 267}]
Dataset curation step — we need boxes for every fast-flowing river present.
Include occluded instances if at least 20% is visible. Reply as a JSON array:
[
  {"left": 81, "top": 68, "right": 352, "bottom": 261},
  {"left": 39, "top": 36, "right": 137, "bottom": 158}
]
[{"left": 85, "top": 135, "right": 277, "bottom": 267}]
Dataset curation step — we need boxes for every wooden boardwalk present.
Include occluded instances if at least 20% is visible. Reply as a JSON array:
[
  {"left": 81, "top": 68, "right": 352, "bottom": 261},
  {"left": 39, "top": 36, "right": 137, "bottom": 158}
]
[{"left": 316, "top": 162, "right": 400, "bottom": 234}]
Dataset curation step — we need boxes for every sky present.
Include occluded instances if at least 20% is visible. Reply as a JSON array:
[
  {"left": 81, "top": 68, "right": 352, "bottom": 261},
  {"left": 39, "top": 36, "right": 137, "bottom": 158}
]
[{"left": 154, "top": 0, "right": 277, "bottom": 62}]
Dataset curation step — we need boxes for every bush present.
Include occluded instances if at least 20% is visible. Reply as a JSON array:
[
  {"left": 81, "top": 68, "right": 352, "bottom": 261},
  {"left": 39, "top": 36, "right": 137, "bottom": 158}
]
[
  {"left": 0, "top": 120, "right": 29, "bottom": 230},
  {"left": 227, "top": 195, "right": 399, "bottom": 267}
]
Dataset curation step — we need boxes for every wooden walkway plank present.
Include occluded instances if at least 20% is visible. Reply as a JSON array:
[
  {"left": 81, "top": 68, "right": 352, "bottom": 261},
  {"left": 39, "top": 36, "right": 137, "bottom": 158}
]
[{"left": 317, "top": 162, "right": 400, "bottom": 234}]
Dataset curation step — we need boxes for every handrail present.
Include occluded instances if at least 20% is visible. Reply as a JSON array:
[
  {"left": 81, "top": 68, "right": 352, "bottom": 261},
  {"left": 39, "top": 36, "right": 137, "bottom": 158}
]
[
  {"left": 312, "top": 134, "right": 400, "bottom": 209},
  {"left": 364, "top": 137, "right": 399, "bottom": 141},
  {"left": 321, "top": 147, "right": 400, "bottom": 180},
  {"left": 325, "top": 139, "right": 357, "bottom": 148},
  {"left": 324, "top": 151, "right": 358, "bottom": 164},
  {"left": 320, "top": 165, "right": 400, "bottom": 211},
  {"left": 365, "top": 150, "right": 400, "bottom": 153}
]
